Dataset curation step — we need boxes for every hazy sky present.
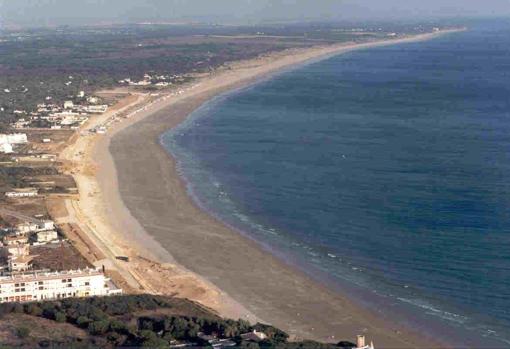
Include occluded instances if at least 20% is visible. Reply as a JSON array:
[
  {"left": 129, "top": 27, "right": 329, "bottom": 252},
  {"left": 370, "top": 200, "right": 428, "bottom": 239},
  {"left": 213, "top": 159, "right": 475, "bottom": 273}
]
[{"left": 1, "top": 0, "right": 509, "bottom": 27}]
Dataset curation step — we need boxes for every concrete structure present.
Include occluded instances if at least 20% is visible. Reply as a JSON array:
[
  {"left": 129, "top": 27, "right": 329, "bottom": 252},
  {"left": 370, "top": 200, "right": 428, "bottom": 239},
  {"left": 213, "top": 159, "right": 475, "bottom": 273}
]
[
  {"left": 5, "top": 189, "right": 38, "bottom": 198},
  {"left": 36, "top": 230, "right": 58, "bottom": 243},
  {"left": 0, "top": 268, "right": 122, "bottom": 303}
]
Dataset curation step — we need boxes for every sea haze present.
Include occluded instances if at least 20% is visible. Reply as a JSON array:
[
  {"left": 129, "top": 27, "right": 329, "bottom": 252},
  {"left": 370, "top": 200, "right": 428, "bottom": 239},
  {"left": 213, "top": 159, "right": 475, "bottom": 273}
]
[{"left": 161, "top": 19, "right": 510, "bottom": 346}]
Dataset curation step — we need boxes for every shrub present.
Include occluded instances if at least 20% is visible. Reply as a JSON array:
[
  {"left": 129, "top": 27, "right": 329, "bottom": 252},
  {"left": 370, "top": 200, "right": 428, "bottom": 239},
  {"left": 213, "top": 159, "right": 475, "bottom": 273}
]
[
  {"left": 55, "top": 312, "right": 67, "bottom": 323},
  {"left": 16, "top": 326, "right": 30, "bottom": 339},
  {"left": 76, "top": 316, "right": 91, "bottom": 328}
]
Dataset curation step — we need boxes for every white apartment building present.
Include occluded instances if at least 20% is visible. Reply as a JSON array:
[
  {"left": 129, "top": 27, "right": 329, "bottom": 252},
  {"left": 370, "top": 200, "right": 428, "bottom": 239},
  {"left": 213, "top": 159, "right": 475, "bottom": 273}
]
[
  {"left": 5, "top": 189, "right": 38, "bottom": 198},
  {"left": 0, "top": 268, "right": 122, "bottom": 303}
]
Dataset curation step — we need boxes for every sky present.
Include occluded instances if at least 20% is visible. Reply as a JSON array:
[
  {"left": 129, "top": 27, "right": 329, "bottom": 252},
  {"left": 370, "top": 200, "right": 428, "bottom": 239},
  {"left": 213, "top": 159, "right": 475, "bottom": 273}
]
[{"left": 1, "top": 0, "right": 509, "bottom": 27}]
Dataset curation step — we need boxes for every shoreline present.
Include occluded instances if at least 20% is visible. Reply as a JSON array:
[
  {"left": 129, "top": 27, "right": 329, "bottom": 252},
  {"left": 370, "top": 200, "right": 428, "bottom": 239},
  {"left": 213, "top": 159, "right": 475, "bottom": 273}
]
[{"left": 65, "top": 29, "right": 462, "bottom": 347}]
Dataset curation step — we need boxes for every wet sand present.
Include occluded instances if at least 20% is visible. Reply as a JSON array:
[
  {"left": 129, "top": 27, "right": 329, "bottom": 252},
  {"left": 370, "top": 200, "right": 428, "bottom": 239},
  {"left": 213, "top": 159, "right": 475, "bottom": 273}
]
[{"left": 94, "top": 32, "right": 461, "bottom": 347}]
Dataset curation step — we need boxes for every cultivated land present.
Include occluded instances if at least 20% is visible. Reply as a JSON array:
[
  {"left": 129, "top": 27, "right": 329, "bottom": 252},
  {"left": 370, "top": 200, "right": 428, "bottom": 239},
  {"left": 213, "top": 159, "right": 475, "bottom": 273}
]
[{"left": 0, "top": 22, "right": 463, "bottom": 348}]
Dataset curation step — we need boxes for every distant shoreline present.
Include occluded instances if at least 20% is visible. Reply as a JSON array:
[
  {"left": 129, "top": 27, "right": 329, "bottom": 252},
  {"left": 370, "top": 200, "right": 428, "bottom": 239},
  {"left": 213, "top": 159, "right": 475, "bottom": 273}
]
[{"left": 82, "top": 29, "right": 462, "bottom": 347}]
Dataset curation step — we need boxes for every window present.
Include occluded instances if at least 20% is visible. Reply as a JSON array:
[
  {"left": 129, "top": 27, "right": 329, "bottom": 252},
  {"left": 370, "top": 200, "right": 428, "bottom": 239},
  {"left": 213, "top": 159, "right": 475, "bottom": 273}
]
[
  {"left": 38, "top": 281, "right": 43, "bottom": 285},
  {"left": 85, "top": 282, "right": 90, "bottom": 286},
  {"left": 38, "top": 286, "right": 44, "bottom": 290}
]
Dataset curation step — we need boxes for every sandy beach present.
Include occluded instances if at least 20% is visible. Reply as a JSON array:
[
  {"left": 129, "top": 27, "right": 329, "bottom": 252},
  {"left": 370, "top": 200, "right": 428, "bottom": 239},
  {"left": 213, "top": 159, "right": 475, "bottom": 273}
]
[{"left": 62, "top": 30, "right": 461, "bottom": 347}]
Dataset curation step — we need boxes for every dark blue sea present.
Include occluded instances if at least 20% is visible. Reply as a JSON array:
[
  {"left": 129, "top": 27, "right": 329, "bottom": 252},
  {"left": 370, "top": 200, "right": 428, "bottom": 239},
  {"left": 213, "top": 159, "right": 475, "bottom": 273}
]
[{"left": 161, "top": 20, "right": 510, "bottom": 347}]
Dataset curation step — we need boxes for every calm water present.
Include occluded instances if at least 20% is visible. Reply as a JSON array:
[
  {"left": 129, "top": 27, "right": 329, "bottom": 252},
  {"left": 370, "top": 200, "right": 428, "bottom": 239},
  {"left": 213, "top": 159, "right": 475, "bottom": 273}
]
[{"left": 162, "top": 20, "right": 510, "bottom": 347}]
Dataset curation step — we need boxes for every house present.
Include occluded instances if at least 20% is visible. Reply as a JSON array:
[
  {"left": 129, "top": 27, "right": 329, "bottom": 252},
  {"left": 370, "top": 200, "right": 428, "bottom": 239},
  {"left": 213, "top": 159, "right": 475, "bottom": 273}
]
[
  {"left": 8, "top": 254, "right": 35, "bottom": 273},
  {"left": 7, "top": 243, "right": 30, "bottom": 257},
  {"left": 3, "top": 234, "right": 29, "bottom": 247},
  {"left": 64, "top": 101, "right": 74, "bottom": 109},
  {"left": 0, "top": 268, "right": 122, "bottom": 303}
]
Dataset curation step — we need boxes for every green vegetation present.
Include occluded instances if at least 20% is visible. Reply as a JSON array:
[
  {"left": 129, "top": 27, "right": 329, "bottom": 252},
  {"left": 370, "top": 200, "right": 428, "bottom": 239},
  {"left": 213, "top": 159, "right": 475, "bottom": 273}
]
[
  {"left": 0, "top": 166, "right": 59, "bottom": 192},
  {"left": 0, "top": 22, "right": 446, "bottom": 125},
  {"left": 0, "top": 295, "right": 355, "bottom": 348}
]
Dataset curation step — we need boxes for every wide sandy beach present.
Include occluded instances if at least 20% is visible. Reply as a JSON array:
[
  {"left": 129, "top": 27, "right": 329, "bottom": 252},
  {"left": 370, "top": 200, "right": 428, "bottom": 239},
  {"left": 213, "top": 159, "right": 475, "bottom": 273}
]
[{"left": 71, "top": 30, "right": 460, "bottom": 347}]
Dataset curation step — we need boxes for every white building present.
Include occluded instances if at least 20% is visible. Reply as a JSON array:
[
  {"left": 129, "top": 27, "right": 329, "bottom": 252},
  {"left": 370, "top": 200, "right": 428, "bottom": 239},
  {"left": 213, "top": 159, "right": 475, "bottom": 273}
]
[
  {"left": 0, "top": 143, "right": 13, "bottom": 154},
  {"left": 87, "top": 96, "right": 99, "bottom": 104},
  {"left": 0, "top": 133, "right": 28, "bottom": 145},
  {"left": 64, "top": 101, "right": 74, "bottom": 109},
  {"left": 17, "top": 220, "right": 54, "bottom": 234},
  {"left": 36, "top": 230, "right": 58, "bottom": 243},
  {"left": 84, "top": 105, "right": 108, "bottom": 114},
  {"left": 0, "top": 268, "right": 122, "bottom": 303},
  {"left": 241, "top": 330, "right": 268, "bottom": 342},
  {"left": 355, "top": 335, "right": 375, "bottom": 349}
]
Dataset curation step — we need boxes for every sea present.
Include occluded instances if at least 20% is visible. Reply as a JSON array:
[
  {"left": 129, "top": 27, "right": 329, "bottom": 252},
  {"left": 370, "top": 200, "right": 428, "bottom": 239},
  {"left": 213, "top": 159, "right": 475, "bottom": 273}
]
[{"left": 161, "top": 20, "right": 510, "bottom": 347}]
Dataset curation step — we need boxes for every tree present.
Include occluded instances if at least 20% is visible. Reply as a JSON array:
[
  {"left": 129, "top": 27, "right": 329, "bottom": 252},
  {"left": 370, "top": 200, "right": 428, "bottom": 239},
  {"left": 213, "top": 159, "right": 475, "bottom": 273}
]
[
  {"left": 139, "top": 330, "right": 169, "bottom": 349},
  {"left": 88, "top": 320, "right": 111, "bottom": 335}
]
